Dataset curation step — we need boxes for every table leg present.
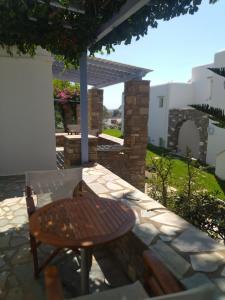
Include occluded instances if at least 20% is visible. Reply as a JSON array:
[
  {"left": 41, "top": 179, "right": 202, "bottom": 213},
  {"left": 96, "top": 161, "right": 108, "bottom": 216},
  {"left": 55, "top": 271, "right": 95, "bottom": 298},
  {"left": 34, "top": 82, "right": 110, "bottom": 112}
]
[{"left": 81, "top": 248, "right": 92, "bottom": 295}]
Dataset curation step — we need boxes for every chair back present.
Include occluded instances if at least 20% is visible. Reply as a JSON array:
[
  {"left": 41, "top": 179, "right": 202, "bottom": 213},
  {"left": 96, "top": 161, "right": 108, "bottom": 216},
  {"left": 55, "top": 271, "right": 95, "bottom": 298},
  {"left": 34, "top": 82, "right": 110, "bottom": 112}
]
[
  {"left": 67, "top": 124, "right": 81, "bottom": 134},
  {"left": 26, "top": 167, "right": 82, "bottom": 208}
]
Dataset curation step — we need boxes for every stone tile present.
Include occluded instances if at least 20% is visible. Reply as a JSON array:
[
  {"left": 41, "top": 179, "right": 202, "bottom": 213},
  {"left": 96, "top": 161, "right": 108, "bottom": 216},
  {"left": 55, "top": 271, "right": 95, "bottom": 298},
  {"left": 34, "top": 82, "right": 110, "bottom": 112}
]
[
  {"left": 6, "top": 287, "right": 24, "bottom": 300},
  {"left": 10, "top": 236, "right": 28, "bottom": 247},
  {"left": 115, "top": 179, "right": 134, "bottom": 189},
  {"left": 98, "top": 193, "right": 110, "bottom": 199},
  {"left": 150, "top": 211, "right": 188, "bottom": 228},
  {"left": 12, "top": 215, "right": 27, "bottom": 226},
  {"left": 13, "top": 208, "right": 27, "bottom": 216},
  {"left": 132, "top": 223, "right": 159, "bottom": 246},
  {"left": 151, "top": 240, "right": 190, "bottom": 279},
  {"left": 83, "top": 174, "right": 100, "bottom": 184},
  {"left": 0, "top": 219, "right": 9, "bottom": 227},
  {"left": 139, "top": 201, "right": 165, "bottom": 211},
  {"left": 3, "top": 249, "right": 16, "bottom": 260},
  {"left": 159, "top": 235, "right": 174, "bottom": 242},
  {"left": 0, "top": 257, "right": 6, "bottom": 268},
  {"left": 0, "top": 234, "right": 11, "bottom": 249},
  {"left": 172, "top": 229, "right": 225, "bottom": 253},
  {"left": 106, "top": 182, "right": 123, "bottom": 191},
  {"left": 11, "top": 245, "right": 31, "bottom": 265},
  {"left": 133, "top": 210, "right": 140, "bottom": 225},
  {"left": 0, "top": 271, "right": 9, "bottom": 295},
  {"left": 181, "top": 273, "right": 213, "bottom": 289},
  {"left": 140, "top": 210, "right": 156, "bottom": 218},
  {"left": 88, "top": 170, "right": 105, "bottom": 176},
  {"left": 0, "top": 224, "right": 15, "bottom": 233},
  {"left": 126, "top": 190, "right": 149, "bottom": 201},
  {"left": 88, "top": 183, "right": 109, "bottom": 194},
  {"left": 190, "top": 252, "right": 225, "bottom": 272},
  {"left": 213, "top": 278, "right": 225, "bottom": 294},
  {"left": 7, "top": 274, "right": 19, "bottom": 288},
  {"left": 110, "top": 190, "right": 131, "bottom": 199},
  {"left": 159, "top": 225, "right": 181, "bottom": 236}
]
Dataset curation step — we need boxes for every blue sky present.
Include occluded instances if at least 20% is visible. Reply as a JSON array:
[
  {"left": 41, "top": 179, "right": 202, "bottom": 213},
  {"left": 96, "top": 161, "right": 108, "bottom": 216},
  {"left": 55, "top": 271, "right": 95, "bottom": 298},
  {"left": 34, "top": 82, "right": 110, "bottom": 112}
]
[{"left": 97, "top": 0, "right": 225, "bottom": 109}]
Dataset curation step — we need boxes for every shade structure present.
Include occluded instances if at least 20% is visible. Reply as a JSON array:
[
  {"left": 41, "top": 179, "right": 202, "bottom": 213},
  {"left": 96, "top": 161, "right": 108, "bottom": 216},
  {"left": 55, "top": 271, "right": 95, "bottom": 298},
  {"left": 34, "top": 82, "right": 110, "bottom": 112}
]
[{"left": 52, "top": 57, "right": 152, "bottom": 88}]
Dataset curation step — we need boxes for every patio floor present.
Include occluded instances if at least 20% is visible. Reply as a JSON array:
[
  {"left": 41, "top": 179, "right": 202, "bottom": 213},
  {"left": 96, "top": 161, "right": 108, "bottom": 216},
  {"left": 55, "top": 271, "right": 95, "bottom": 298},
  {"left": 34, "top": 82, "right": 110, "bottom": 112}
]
[{"left": 0, "top": 175, "right": 130, "bottom": 300}]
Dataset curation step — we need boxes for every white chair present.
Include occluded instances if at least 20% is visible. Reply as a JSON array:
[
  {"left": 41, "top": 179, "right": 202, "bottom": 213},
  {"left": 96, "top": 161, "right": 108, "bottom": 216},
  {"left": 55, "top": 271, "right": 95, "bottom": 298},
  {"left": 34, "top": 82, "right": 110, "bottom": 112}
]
[{"left": 25, "top": 167, "right": 83, "bottom": 278}]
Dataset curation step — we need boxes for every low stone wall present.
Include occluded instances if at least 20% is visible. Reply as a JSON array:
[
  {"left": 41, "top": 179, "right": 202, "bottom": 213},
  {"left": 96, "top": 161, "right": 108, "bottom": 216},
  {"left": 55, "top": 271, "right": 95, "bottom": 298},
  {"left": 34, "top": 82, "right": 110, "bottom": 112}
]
[
  {"left": 83, "top": 164, "right": 225, "bottom": 297},
  {"left": 55, "top": 133, "right": 67, "bottom": 147},
  {"left": 98, "top": 133, "right": 123, "bottom": 146},
  {"left": 64, "top": 135, "right": 98, "bottom": 167}
]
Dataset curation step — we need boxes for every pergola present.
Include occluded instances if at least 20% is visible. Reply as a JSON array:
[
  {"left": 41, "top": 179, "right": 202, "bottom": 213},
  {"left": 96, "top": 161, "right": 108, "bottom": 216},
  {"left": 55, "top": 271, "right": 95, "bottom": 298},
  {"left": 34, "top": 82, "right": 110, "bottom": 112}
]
[
  {"left": 53, "top": 57, "right": 151, "bottom": 89},
  {"left": 1, "top": 0, "right": 210, "bottom": 167},
  {"left": 53, "top": 0, "right": 151, "bottom": 163}
]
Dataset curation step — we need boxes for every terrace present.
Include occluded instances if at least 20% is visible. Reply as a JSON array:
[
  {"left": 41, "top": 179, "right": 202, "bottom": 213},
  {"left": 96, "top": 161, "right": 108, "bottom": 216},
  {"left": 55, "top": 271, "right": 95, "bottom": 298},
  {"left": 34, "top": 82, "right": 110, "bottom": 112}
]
[
  {"left": 1, "top": 1, "right": 225, "bottom": 299},
  {"left": 1, "top": 163, "right": 225, "bottom": 299}
]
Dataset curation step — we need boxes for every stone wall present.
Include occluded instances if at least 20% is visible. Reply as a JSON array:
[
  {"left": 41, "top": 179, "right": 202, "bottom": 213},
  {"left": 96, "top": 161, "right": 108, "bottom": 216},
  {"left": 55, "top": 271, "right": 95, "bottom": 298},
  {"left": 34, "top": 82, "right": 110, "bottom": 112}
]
[
  {"left": 123, "top": 80, "right": 150, "bottom": 191},
  {"left": 63, "top": 81, "right": 149, "bottom": 192},
  {"left": 55, "top": 133, "right": 67, "bottom": 147},
  {"left": 98, "top": 133, "right": 123, "bottom": 146},
  {"left": 168, "top": 108, "right": 208, "bottom": 162},
  {"left": 88, "top": 88, "right": 103, "bottom": 133},
  {"left": 64, "top": 135, "right": 98, "bottom": 168}
]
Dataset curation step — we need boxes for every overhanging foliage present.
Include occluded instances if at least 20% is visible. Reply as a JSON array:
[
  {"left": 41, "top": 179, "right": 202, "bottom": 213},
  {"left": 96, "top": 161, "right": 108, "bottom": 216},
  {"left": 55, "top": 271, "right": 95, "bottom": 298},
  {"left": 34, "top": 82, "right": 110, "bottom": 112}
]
[
  {"left": 191, "top": 104, "right": 225, "bottom": 128},
  {"left": 208, "top": 67, "right": 225, "bottom": 77},
  {"left": 0, "top": 0, "right": 219, "bottom": 65}
]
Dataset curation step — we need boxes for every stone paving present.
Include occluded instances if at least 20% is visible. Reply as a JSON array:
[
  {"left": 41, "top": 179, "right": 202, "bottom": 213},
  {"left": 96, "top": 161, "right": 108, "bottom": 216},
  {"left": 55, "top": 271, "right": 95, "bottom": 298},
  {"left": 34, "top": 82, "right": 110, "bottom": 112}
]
[
  {"left": 1, "top": 163, "right": 225, "bottom": 299},
  {"left": 0, "top": 174, "right": 130, "bottom": 300}
]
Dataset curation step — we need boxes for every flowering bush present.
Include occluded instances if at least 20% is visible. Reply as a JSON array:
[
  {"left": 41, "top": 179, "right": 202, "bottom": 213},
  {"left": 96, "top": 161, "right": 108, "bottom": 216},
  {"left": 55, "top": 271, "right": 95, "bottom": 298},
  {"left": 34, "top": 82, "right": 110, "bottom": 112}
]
[{"left": 54, "top": 87, "right": 80, "bottom": 104}]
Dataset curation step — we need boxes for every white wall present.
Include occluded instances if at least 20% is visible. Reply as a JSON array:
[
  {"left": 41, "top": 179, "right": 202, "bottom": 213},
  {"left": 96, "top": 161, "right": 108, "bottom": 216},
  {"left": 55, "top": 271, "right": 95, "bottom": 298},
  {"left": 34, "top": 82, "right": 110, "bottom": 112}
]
[
  {"left": 0, "top": 47, "right": 56, "bottom": 175},
  {"left": 148, "top": 82, "right": 193, "bottom": 147},
  {"left": 206, "top": 121, "right": 225, "bottom": 166},
  {"left": 211, "top": 50, "right": 225, "bottom": 110},
  {"left": 192, "top": 64, "right": 213, "bottom": 105},
  {"left": 215, "top": 150, "right": 225, "bottom": 180},
  {"left": 168, "top": 83, "right": 193, "bottom": 108},
  {"left": 148, "top": 84, "right": 169, "bottom": 146}
]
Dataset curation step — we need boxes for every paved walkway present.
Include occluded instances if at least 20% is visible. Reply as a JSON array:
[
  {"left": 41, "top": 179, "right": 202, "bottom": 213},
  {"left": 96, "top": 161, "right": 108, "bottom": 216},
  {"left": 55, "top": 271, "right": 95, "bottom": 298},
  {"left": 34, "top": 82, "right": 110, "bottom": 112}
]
[{"left": 0, "top": 176, "right": 130, "bottom": 300}]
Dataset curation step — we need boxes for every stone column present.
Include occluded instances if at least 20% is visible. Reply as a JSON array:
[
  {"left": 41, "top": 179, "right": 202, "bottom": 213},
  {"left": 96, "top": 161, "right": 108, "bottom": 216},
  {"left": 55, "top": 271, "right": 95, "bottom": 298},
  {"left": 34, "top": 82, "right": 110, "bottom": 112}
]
[
  {"left": 123, "top": 80, "right": 150, "bottom": 191},
  {"left": 88, "top": 88, "right": 103, "bottom": 133}
]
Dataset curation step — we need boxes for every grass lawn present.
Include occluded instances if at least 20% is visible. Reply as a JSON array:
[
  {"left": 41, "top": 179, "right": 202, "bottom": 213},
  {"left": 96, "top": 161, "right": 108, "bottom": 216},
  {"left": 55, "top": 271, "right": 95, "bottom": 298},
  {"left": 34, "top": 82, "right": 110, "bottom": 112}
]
[
  {"left": 102, "top": 129, "right": 123, "bottom": 138},
  {"left": 146, "top": 144, "right": 225, "bottom": 200},
  {"left": 102, "top": 129, "right": 225, "bottom": 200}
]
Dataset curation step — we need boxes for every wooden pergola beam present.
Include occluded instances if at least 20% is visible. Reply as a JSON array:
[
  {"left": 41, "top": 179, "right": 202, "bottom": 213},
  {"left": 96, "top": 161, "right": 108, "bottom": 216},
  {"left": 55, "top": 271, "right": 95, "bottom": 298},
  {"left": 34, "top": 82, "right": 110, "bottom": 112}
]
[{"left": 96, "top": 0, "right": 150, "bottom": 42}]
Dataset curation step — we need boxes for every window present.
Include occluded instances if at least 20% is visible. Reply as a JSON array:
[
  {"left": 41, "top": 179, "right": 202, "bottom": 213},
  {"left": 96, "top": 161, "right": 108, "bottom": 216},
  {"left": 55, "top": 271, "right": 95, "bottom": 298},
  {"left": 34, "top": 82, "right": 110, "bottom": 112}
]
[
  {"left": 207, "top": 76, "right": 213, "bottom": 101},
  {"left": 158, "top": 96, "right": 164, "bottom": 108},
  {"left": 159, "top": 137, "right": 165, "bottom": 148}
]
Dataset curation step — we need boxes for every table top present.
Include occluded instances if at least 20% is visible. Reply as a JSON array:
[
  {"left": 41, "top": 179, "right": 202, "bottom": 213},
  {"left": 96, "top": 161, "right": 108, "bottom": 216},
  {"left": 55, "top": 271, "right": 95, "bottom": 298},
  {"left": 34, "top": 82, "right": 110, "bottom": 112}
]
[{"left": 29, "top": 194, "right": 136, "bottom": 249}]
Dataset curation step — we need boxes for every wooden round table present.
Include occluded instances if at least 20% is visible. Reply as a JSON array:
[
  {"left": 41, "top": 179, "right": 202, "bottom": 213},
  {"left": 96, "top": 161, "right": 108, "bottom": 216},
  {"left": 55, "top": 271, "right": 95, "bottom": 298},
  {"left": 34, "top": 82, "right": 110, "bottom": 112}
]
[{"left": 29, "top": 194, "right": 136, "bottom": 295}]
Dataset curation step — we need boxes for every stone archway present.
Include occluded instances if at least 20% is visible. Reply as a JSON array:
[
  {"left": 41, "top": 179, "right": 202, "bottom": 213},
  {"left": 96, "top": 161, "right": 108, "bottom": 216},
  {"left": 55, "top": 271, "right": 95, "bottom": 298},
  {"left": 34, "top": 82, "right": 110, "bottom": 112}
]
[{"left": 167, "top": 108, "right": 208, "bottom": 162}]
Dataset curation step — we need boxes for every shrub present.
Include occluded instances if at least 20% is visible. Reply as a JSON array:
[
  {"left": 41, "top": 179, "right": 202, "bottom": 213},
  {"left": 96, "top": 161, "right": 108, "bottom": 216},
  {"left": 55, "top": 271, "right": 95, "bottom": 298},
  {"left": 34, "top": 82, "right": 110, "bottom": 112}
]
[{"left": 173, "top": 192, "right": 225, "bottom": 243}]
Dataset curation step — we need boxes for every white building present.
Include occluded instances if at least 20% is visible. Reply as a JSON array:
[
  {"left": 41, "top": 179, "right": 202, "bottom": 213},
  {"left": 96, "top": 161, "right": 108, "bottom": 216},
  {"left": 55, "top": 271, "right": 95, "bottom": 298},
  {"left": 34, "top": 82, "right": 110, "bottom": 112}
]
[
  {"left": 0, "top": 47, "right": 56, "bottom": 176},
  {"left": 148, "top": 50, "right": 225, "bottom": 179}
]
